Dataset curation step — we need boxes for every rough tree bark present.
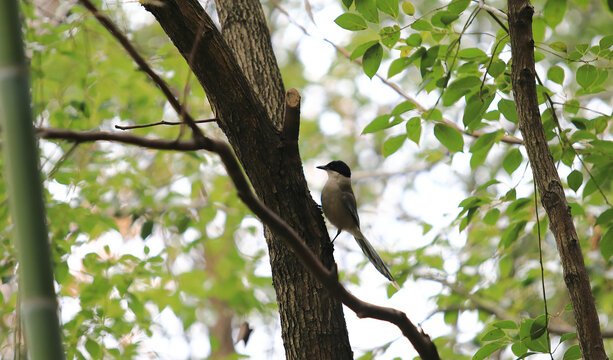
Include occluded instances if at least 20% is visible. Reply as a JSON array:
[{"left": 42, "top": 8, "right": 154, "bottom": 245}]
[
  {"left": 143, "top": 1, "right": 353, "bottom": 358},
  {"left": 507, "top": 0, "right": 607, "bottom": 358}
]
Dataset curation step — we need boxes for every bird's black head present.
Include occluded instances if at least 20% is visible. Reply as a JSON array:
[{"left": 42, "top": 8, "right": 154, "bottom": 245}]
[{"left": 317, "top": 160, "right": 351, "bottom": 178}]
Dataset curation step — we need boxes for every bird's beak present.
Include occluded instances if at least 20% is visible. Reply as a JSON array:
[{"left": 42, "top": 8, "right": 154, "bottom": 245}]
[{"left": 316, "top": 165, "right": 327, "bottom": 170}]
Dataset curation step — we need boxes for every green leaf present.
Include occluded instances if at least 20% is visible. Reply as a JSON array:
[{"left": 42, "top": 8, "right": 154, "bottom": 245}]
[
  {"left": 388, "top": 57, "right": 411, "bottom": 78},
  {"left": 595, "top": 208, "right": 613, "bottom": 226},
  {"left": 434, "top": 123, "right": 464, "bottom": 153},
  {"left": 343, "top": 0, "right": 354, "bottom": 8},
  {"left": 363, "top": 43, "right": 383, "bottom": 78},
  {"left": 401, "top": 1, "right": 415, "bottom": 15},
  {"left": 382, "top": 135, "right": 406, "bottom": 156},
  {"left": 563, "top": 345, "right": 582, "bottom": 360},
  {"left": 492, "top": 320, "right": 518, "bottom": 330},
  {"left": 377, "top": 0, "right": 399, "bottom": 18},
  {"left": 511, "top": 341, "right": 528, "bottom": 357},
  {"left": 356, "top": 0, "right": 379, "bottom": 23},
  {"left": 503, "top": 149, "right": 523, "bottom": 175},
  {"left": 576, "top": 64, "right": 598, "bottom": 89},
  {"left": 444, "top": 310, "right": 458, "bottom": 325},
  {"left": 141, "top": 219, "right": 154, "bottom": 239},
  {"left": 498, "top": 99, "right": 518, "bottom": 123},
  {"left": 532, "top": 17, "right": 546, "bottom": 42},
  {"left": 405, "top": 33, "right": 422, "bottom": 47},
  {"left": 599, "top": 34, "right": 613, "bottom": 49},
  {"left": 569, "top": 202, "right": 585, "bottom": 216},
  {"left": 481, "top": 328, "right": 505, "bottom": 341},
  {"left": 335, "top": 13, "right": 368, "bottom": 31},
  {"left": 85, "top": 338, "right": 101, "bottom": 358},
  {"left": 547, "top": 65, "right": 565, "bottom": 84},
  {"left": 488, "top": 59, "right": 506, "bottom": 78},
  {"left": 431, "top": 10, "right": 459, "bottom": 27},
  {"left": 507, "top": 198, "right": 531, "bottom": 215},
  {"left": 448, "top": 0, "right": 470, "bottom": 13},
  {"left": 351, "top": 40, "right": 379, "bottom": 60},
  {"left": 463, "top": 93, "right": 494, "bottom": 129},
  {"left": 567, "top": 170, "right": 583, "bottom": 192},
  {"left": 362, "top": 114, "right": 396, "bottom": 133},
  {"left": 392, "top": 100, "right": 417, "bottom": 115},
  {"left": 549, "top": 41, "right": 568, "bottom": 53},
  {"left": 411, "top": 19, "right": 432, "bottom": 31},
  {"left": 530, "top": 315, "right": 547, "bottom": 340},
  {"left": 442, "top": 76, "right": 481, "bottom": 106},
  {"left": 500, "top": 221, "right": 526, "bottom": 248},
  {"left": 519, "top": 317, "right": 550, "bottom": 352},
  {"left": 457, "top": 48, "right": 487, "bottom": 60},
  {"left": 484, "top": 209, "right": 500, "bottom": 225},
  {"left": 472, "top": 340, "right": 507, "bottom": 360},
  {"left": 544, "top": 0, "right": 567, "bottom": 27},
  {"left": 469, "top": 131, "right": 502, "bottom": 168},
  {"left": 406, "top": 116, "right": 421, "bottom": 144},
  {"left": 600, "top": 228, "right": 613, "bottom": 261},
  {"left": 380, "top": 26, "right": 401, "bottom": 48},
  {"left": 559, "top": 332, "right": 577, "bottom": 342},
  {"left": 470, "top": 131, "right": 502, "bottom": 153}
]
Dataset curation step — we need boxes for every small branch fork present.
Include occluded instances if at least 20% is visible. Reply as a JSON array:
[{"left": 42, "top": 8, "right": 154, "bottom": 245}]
[{"left": 39, "top": 1, "right": 441, "bottom": 358}]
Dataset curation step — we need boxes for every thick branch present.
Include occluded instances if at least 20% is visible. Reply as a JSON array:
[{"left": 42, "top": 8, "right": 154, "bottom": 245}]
[
  {"left": 507, "top": 1, "right": 607, "bottom": 358},
  {"left": 37, "top": 128, "right": 203, "bottom": 151}
]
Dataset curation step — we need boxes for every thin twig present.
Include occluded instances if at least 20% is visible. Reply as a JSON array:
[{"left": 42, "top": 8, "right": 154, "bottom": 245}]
[
  {"left": 78, "top": 0, "right": 204, "bottom": 141},
  {"left": 534, "top": 182, "right": 554, "bottom": 359},
  {"left": 47, "top": 141, "right": 79, "bottom": 178},
  {"left": 115, "top": 118, "right": 217, "bottom": 130}
]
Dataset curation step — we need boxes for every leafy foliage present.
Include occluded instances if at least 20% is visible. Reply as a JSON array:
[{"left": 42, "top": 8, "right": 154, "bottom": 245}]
[
  {"left": 333, "top": 0, "right": 613, "bottom": 357},
  {"left": 1, "top": 0, "right": 613, "bottom": 358}
]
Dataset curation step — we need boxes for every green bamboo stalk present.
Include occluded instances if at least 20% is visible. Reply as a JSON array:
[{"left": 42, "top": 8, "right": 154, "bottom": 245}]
[{"left": 0, "top": 2, "right": 65, "bottom": 359}]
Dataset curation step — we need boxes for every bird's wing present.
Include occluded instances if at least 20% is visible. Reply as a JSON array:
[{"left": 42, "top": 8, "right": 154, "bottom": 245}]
[{"left": 341, "top": 192, "right": 360, "bottom": 228}]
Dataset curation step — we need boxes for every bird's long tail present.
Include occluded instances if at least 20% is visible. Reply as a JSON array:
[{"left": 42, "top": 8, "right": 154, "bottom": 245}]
[{"left": 351, "top": 229, "right": 400, "bottom": 290}]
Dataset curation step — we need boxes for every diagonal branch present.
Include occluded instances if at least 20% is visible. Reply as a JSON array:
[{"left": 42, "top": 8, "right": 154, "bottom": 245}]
[{"left": 77, "top": 0, "right": 204, "bottom": 140}]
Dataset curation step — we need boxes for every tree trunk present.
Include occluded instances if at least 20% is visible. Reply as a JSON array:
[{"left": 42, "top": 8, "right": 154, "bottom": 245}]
[
  {"left": 507, "top": 0, "right": 607, "bottom": 358},
  {"left": 143, "top": 1, "right": 353, "bottom": 358}
]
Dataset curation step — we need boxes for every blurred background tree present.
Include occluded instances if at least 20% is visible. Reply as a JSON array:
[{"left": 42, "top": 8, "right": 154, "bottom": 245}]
[{"left": 0, "top": 0, "right": 611, "bottom": 358}]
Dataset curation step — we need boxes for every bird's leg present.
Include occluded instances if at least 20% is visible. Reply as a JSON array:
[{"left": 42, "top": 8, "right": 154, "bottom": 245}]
[{"left": 331, "top": 229, "right": 341, "bottom": 243}]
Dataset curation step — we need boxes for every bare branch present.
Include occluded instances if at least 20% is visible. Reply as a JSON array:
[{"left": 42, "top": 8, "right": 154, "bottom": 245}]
[
  {"left": 114, "top": 118, "right": 217, "bottom": 130},
  {"left": 38, "top": 127, "right": 204, "bottom": 151}
]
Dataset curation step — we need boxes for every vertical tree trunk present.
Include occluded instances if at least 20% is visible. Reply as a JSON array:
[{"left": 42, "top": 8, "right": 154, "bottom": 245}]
[
  {"left": 143, "top": 1, "right": 353, "bottom": 358},
  {"left": 507, "top": 1, "right": 607, "bottom": 358}
]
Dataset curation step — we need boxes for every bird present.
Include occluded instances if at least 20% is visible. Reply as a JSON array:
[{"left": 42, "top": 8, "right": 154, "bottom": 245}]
[{"left": 317, "top": 160, "right": 400, "bottom": 290}]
